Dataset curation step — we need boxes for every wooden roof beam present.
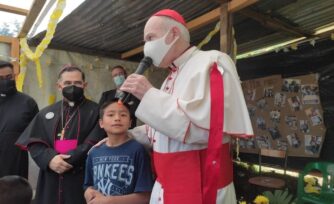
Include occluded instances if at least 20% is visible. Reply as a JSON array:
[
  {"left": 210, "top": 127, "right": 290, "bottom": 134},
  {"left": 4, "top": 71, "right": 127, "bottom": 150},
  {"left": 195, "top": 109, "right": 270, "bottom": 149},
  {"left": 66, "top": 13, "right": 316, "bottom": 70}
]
[
  {"left": 121, "top": 0, "right": 258, "bottom": 59},
  {"left": 240, "top": 8, "right": 312, "bottom": 37},
  {"left": 0, "top": 3, "right": 29, "bottom": 16},
  {"left": 18, "top": 0, "right": 47, "bottom": 38},
  {"left": 0, "top": 36, "right": 13, "bottom": 43}
]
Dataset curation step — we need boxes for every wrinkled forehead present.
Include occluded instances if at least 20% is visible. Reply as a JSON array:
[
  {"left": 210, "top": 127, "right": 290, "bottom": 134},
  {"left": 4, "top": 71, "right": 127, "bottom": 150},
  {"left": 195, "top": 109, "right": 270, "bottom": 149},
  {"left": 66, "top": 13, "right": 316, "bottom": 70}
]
[{"left": 144, "top": 16, "right": 167, "bottom": 38}]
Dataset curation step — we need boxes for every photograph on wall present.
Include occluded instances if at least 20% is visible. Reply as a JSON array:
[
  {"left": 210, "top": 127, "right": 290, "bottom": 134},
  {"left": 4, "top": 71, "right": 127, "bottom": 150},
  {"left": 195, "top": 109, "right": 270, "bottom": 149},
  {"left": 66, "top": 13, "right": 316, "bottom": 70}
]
[
  {"left": 256, "top": 97, "right": 267, "bottom": 110},
  {"left": 246, "top": 138, "right": 256, "bottom": 149},
  {"left": 268, "top": 127, "right": 281, "bottom": 140},
  {"left": 245, "top": 89, "right": 256, "bottom": 101},
  {"left": 238, "top": 138, "right": 257, "bottom": 152},
  {"left": 288, "top": 96, "right": 302, "bottom": 111},
  {"left": 285, "top": 115, "right": 298, "bottom": 130},
  {"left": 247, "top": 105, "right": 257, "bottom": 118},
  {"left": 287, "top": 133, "right": 301, "bottom": 148},
  {"left": 256, "top": 116, "right": 266, "bottom": 130},
  {"left": 299, "top": 120, "right": 310, "bottom": 133},
  {"left": 264, "top": 86, "right": 274, "bottom": 97},
  {"left": 282, "top": 79, "right": 301, "bottom": 92},
  {"left": 305, "top": 107, "right": 323, "bottom": 126},
  {"left": 241, "top": 73, "right": 325, "bottom": 158},
  {"left": 274, "top": 92, "right": 286, "bottom": 107},
  {"left": 239, "top": 139, "right": 247, "bottom": 149},
  {"left": 305, "top": 135, "right": 322, "bottom": 155},
  {"left": 256, "top": 135, "right": 271, "bottom": 149},
  {"left": 301, "top": 84, "right": 320, "bottom": 104},
  {"left": 276, "top": 139, "right": 288, "bottom": 151},
  {"left": 270, "top": 109, "right": 281, "bottom": 123}
]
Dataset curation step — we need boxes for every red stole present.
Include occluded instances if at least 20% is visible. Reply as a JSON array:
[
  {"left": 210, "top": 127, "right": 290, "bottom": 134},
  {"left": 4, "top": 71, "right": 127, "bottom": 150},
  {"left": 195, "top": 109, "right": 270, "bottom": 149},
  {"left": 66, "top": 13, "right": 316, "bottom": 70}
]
[{"left": 153, "top": 63, "right": 232, "bottom": 204}]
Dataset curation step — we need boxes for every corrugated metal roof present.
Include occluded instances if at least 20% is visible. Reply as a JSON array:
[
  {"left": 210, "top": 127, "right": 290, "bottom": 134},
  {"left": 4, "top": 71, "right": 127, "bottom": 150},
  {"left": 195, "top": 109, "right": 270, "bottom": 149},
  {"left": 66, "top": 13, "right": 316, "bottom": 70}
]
[
  {"left": 279, "top": 0, "right": 334, "bottom": 31},
  {"left": 237, "top": 0, "right": 334, "bottom": 54},
  {"left": 30, "top": 0, "right": 334, "bottom": 59}
]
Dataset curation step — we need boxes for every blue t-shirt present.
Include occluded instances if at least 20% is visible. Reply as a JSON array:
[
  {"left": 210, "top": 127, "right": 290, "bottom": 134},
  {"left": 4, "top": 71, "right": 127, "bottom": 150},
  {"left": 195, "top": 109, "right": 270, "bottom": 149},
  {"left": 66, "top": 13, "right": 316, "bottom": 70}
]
[{"left": 83, "top": 139, "right": 154, "bottom": 196}]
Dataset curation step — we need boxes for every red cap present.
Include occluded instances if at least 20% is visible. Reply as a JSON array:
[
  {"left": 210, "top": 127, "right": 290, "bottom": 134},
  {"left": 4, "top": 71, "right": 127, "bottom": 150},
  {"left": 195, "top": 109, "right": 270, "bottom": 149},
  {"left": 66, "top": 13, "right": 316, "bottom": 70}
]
[{"left": 152, "top": 9, "right": 186, "bottom": 26}]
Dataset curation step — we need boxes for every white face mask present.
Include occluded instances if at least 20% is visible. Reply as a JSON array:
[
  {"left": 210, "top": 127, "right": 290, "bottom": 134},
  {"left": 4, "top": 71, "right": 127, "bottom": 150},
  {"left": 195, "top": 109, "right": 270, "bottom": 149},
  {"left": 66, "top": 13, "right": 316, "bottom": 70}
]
[{"left": 144, "top": 29, "right": 179, "bottom": 67}]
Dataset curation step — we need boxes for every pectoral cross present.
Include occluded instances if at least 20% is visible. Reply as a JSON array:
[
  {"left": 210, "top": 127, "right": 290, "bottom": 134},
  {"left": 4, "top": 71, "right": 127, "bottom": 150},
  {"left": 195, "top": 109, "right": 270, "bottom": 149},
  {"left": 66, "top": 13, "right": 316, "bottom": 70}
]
[{"left": 57, "top": 129, "right": 65, "bottom": 140}]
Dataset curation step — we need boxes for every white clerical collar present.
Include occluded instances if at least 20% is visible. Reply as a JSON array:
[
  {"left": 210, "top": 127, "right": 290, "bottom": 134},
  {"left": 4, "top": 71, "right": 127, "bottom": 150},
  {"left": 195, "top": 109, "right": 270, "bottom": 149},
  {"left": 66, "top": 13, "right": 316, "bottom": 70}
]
[{"left": 173, "top": 46, "right": 198, "bottom": 69}]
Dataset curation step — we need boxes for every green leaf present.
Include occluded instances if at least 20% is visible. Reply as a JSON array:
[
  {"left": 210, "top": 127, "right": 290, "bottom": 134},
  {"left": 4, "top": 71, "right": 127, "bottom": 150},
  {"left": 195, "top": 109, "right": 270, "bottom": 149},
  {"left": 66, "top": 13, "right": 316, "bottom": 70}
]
[{"left": 263, "top": 189, "right": 296, "bottom": 204}]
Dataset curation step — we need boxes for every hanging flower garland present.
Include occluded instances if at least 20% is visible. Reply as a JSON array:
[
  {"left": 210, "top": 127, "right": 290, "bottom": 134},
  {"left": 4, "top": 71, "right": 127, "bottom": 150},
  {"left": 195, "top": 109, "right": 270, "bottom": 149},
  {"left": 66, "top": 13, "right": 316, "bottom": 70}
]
[
  {"left": 197, "top": 21, "right": 221, "bottom": 49},
  {"left": 197, "top": 21, "right": 237, "bottom": 62},
  {"left": 16, "top": 54, "right": 28, "bottom": 91},
  {"left": 17, "top": 0, "right": 66, "bottom": 91}
]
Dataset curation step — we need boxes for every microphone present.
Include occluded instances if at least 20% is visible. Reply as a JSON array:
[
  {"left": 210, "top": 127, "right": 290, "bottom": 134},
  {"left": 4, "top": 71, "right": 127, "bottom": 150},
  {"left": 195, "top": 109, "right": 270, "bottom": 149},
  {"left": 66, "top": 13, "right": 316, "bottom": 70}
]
[{"left": 119, "top": 57, "right": 153, "bottom": 104}]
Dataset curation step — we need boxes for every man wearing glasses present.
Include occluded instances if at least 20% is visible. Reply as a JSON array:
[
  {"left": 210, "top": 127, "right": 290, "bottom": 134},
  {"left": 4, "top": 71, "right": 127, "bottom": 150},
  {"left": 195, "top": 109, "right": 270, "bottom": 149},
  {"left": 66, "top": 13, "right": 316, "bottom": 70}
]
[{"left": 16, "top": 65, "right": 105, "bottom": 204}]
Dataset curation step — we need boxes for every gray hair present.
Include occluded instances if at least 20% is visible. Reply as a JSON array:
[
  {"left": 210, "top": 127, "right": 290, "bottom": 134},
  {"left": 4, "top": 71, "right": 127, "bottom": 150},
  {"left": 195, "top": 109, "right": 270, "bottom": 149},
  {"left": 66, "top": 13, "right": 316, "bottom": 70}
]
[{"left": 160, "top": 16, "right": 190, "bottom": 42}]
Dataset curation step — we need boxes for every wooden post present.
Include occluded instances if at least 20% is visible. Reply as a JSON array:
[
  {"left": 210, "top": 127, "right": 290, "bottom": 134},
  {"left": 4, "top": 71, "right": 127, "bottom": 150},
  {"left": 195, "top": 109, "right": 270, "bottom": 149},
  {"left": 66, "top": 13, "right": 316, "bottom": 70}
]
[
  {"left": 220, "top": 2, "right": 235, "bottom": 60},
  {"left": 11, "top": 38, "right": 20, "bottom": 75},
  {"left": 0, "top": 36, "right": 20, "bottom": 75},
  {"left": 18, "top": 0, "right": 47, "bottom": 38}
]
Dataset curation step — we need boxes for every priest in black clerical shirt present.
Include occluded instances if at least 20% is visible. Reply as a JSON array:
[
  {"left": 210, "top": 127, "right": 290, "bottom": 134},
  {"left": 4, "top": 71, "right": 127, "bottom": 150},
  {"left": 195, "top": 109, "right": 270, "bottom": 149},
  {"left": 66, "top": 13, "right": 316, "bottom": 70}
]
[
  {"left": 16, "top": 65, "right": 105, "bottom": 204},
  {"left": 0, "top": 60, "right": 38, "bottom": 179},
  {"left": 99, "top": 65, "right": 140, "bottom": 129}
]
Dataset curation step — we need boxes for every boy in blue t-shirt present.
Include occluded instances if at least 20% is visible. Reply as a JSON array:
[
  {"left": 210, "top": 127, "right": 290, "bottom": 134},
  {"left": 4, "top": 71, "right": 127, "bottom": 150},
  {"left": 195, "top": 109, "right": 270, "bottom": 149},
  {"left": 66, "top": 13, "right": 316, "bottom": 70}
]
[{"left": 84, "top": 99, "right": 153, "bottom": 204}]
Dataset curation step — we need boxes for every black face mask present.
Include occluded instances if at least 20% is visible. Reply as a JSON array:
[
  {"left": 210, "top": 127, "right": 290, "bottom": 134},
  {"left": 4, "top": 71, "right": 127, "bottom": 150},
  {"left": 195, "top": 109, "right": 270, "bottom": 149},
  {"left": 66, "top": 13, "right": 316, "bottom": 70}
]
[
  {"left": 62, "top": 85, "right": 84, "bottom": 103},
  {"left": 0, "top": 79, "right": 17, "bottom": 96}
]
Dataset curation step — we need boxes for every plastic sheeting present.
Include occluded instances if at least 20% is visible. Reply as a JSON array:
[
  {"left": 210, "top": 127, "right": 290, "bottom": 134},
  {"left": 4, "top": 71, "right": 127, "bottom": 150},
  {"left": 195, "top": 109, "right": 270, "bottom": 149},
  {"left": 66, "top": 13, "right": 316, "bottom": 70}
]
[{"left": 22, "top": 48, "right": 167, "bottom": 109}]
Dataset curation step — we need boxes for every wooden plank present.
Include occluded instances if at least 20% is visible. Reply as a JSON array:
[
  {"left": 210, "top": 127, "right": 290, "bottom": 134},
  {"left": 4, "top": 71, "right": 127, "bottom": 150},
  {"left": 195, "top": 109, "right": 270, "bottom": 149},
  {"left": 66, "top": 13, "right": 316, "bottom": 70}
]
[
  {"left": 228, "top": 0, "right": 258, "bottom": 13},
  {"left": 121, "top": 0, "right": 258, "bottom": 59},
  {"left": 220, "top": 3, "right": 234, "bottom": 57},
  {"left": 240, "top": 8, "right": 312, "bottom": 37},
  {"left": 11, "top": 38, "right": 20, "bottom": 75},
  {"left": 187, "top": 8, "right": 221, "bottom": 32},
  {"left": 121, "top": 45, "right": 144, "bottom": 59},
  {"left": 0, "top": 36, "right": 19, "bottom": 74},
  {"left": 261, "top": 148, "right": 286, "bottom": 158},
  {"left": 18, "top": 0, "right": 47, "bottom": 38},
  {"left": 0, "top": 3, "right": 29, "bottom": 16},
  {"left": 0, "top": 35, "right": 13, "bottom": 43}
]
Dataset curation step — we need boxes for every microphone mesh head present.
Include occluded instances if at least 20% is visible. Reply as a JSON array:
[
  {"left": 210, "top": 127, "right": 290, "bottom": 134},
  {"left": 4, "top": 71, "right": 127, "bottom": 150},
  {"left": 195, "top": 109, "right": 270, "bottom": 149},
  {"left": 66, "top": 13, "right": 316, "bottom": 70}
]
[{"left": 142, "top": 57, "right": 153, "bottom": 66}]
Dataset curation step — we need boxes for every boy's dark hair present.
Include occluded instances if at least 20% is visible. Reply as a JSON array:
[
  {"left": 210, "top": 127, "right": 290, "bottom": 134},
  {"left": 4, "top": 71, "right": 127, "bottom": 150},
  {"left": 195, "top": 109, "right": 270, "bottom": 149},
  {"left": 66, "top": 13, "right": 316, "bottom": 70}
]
[
  {"left": 0, "top": 175, "right": 33, "bottom": 204},
  {"left": 111, "top": 65, "right": 128, "bottom": 78},
  {"left": 58, "top": 64, "right": 85, "bottom": 81},
  {"left": 0, "top": 60, "right": 14, "bottom": 70},
  {"left": 99, "top": 98, "right": 131, "bottom": 119}
]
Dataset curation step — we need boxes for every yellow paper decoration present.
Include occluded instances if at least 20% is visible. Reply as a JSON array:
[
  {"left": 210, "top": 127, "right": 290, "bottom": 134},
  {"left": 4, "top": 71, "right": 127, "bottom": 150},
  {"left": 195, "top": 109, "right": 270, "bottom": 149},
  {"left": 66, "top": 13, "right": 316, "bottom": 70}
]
[
  {"left": 34, "top": 59, "right": 43, "bottom": 87},
  {"left": 197, "top": 22, "right": 220, "bottom": 49},
  {"left": 48, "top": 95, "right": 56, "bottom": 105},
  {"left": 290, "top": 43, "right": 298, "bottom": 50},
  {"left": 197, "top": 21, "right": 237, "bottom": 62},
  {"left": 18, "top": 0, "right": 66, "bottom": 90},
  {"left": 16, "top": 54, "right": 28, "bottom": 92}
]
